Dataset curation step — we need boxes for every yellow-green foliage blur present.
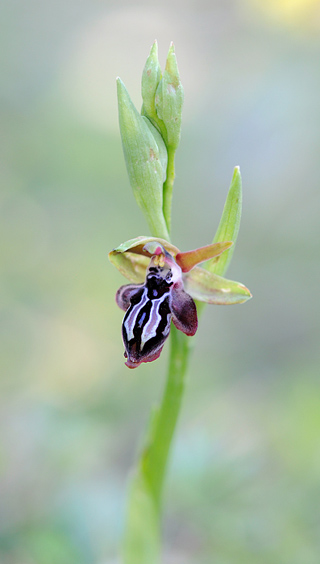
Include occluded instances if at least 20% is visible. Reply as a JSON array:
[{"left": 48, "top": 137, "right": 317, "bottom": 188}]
[{"left": 1, "top": 0, "right": 320, "bottom": 562}]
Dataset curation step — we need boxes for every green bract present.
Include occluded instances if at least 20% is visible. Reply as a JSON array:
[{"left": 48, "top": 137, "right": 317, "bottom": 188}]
[{"left": 209, "top": 166, "right": 243, "bottom": 276}]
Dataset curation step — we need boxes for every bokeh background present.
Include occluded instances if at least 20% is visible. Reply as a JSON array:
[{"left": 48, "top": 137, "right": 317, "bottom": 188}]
[{"left": 1, "top": 0, "right": 320, "bottom": 562}]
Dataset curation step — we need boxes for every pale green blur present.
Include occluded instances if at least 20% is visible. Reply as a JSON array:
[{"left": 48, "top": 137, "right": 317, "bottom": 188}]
[{"left": 1, "top": 1, "right": 320, "bottom": 563}]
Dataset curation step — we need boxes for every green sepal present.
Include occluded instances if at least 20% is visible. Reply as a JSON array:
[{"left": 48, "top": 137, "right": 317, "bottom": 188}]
[
  {"left": 109, "top": 250, "right": 148, "bottom": 284},
  {"left": 117, "top": 78, "right": 169, "bottom": 240},
  {"left": 184, "top": 266, "right": 252, "bottom": 305},
  {"left": 207, "top": 166, "right": 242, "bottom": 277},
  {"left": 155, "top": 43, "right": 184, "bottom": 150}
]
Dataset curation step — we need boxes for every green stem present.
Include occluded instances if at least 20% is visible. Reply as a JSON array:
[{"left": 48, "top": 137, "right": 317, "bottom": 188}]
[
  {"left": 123, "top": 328, "right": 190, "bottom": 564},
  {"left": 162, "top": 148, "right": 175, "bottom": 235},
  {"left": 142, "top": 326, "right": 191, "bottom": 509}
]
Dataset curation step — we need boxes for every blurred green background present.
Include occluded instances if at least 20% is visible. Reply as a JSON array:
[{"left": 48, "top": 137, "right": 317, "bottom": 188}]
[{"left": 1, "top": 0, "right": 320, "bottom": 562}]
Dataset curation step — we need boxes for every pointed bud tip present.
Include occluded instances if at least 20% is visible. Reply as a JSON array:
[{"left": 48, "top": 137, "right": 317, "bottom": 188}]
[
  {"left": 149, "top": 40, "right": 158, "bottom": 56},
  {"left": 231, "top": 165, "right": 241, "bottom": 185},
  {"left": 116, "top": 77, "right": 125, "bottom": 91},
  {"left": 164, "top": 42, "right": 180, "bottom": 79},
  {"left": 167, "top": 42, "right": 176, "bottom": 59},
  {"left": 116, "top": 76, "right": 128, "bottom": 100},
  {"left": 241, "top": 284, "right": 252, "bottom": 299}
]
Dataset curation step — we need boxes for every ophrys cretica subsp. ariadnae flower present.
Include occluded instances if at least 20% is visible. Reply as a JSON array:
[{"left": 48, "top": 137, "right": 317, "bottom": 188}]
[{"left": 109, "top": 237, "right": 252, "bottom": 368}]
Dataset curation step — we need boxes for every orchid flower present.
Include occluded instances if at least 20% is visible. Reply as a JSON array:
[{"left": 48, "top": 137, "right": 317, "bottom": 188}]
[{"left": 109, "top": 236, "right": 251, "bottom": 368}]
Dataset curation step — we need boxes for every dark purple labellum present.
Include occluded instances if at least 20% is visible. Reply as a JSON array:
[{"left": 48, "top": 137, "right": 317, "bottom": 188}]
[{"left": 116, "top": 250, "right": 198, "bottom": 369}]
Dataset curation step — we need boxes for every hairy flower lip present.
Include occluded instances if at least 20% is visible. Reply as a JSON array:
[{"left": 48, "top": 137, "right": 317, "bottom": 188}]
[
  {"left": 124, "top": 345, "right": 164, "bottom": 369},
  {"left": 116, "top": 245, "right": 198, "bottom": 369}
]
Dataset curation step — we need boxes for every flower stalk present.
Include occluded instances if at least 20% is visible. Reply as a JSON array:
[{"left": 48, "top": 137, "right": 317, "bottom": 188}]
[
  {"left": 162, "top": 148, "right": 175, "bottom": 235},
  {"left": 111, "top": 41, "right": 251, "bottom": 563},
  {"left": 141, "top": 324, "right": 191, "bottom": 509}
]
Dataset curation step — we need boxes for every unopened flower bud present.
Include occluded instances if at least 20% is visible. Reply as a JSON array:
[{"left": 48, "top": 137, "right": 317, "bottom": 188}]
[
  {"left": 155, "top": 43, "right": 184, "bottom": 150},
  {"left": 141, "top": 40, "right": 164, "bottom": 136},
  {"left": 117, "top": 77, "right": 169, "bottom": 240}
]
